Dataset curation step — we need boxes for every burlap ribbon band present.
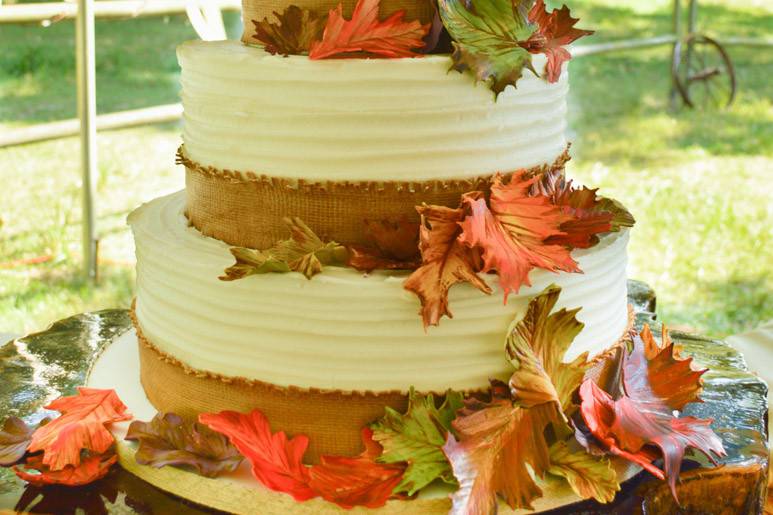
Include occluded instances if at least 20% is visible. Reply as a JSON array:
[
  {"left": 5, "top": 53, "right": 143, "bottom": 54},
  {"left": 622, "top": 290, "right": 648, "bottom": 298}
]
[
  {"left": 180, "top": 146, "right": 572, "bottom": 251},
  {"left": 241, "top": 0, "right": 436, "bottom": 44},
  {"left": 132, "top": 301, "right": 632, "bottom": 463}
]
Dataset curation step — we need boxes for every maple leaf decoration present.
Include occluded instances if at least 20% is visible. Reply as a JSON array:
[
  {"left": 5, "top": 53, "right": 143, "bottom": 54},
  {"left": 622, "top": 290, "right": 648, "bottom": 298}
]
[
  {"left": 547, "top": 441, "right": 619, "bottom": 504},
  {"left": 199, "top": 409, "right": 406, "bottom": 509},
  {"left": 403, "top": 200, "right": 492, "bottom": 329},
  {"left": 198, "top": 410, "right": 315, "bottom": 501},
  {"left": 438, "top": 0, "right": 536, "bottom": 97},
  {"left": 252, "top": 6, "right": 326, "bottom": 56},
  {"left": 27, "top": 387, "right": 131, "bottom": 471},
  {"left": 125, "top": 412, "right": 243, "bottom": 478},
  {"left": 458, "top": 173, "right": 579, "bottom": 300},
  {"left": 521, "top": 0, "right": 594, "bottom": 83},
  {"left": 370, "top": 389, "right": 464, "bottom": 495},
  {"left": 220, "top": 217, "right": 347, "bottom": 281},
  {"left": 309, "top": 0, "right": 430, "bottom": 59},
  {"left": 443, "top": 285, "right": 595, "bottom": 511},
  {"left": 579, "top": 325, "right": 726, "bottom": 500},
  {"left": 14, "top": 453, "right": 118, "bottom": 487},
  {"left": 348, "top": 219, "right": 421, "bottom": 272},
  {"left": 308, "top": 428, "right": 406, "bottom": 509},
  {"left": 0, "top": 417, "right": 39, "bottom": 467}
]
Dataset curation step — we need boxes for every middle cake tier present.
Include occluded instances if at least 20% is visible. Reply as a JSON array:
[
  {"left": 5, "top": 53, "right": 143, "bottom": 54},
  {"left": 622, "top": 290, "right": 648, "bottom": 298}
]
[{"left": 130, "top": 191, "right": 630, "bottom": 393}]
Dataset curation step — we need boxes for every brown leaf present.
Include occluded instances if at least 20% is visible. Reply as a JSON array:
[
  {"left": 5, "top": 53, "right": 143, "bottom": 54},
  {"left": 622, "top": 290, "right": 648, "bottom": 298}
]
[
  {"left": 443, "top": 383, "right": 564, "bottom": 512},
  {"left": 125, "top": 412, "right": 243, "bottom": 478},
  {"left": 521, "top": 0, "right": 593, "bottom": 82},
  {"left": 252, "top": 5, "right": 327, "bottom": 56},
  {"left": 403, "top": 199, "right": 492, "bottom": 328},
  {"left": 0, "top": 417, "right": 38, "bottom": 467},
  {"left": 309, "top": 0, "right": 429, "bottom": 59},
  {"left": 579, "top": 326, "right": 726, "bottom": 500},
  {"left": 458, "top": 173, "right": 578, "bottom": 300},
  {"left": 348, "top": 219, "right": 421, "bottom": 272}
]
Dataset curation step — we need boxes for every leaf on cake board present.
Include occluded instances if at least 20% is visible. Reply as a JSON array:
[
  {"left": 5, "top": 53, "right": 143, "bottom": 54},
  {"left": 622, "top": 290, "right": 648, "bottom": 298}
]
[
  {"left": 458, "top": 173, "right": 579, "bottom": 301},
  {"left": 370, "top": 389, "right": 464, "bottom": 495},
  {"left": 578, "top": 326, "right": 726, "bottom": 500},
  {"left": 0, "top": 417, "right": 46, "bottom": 467},
  {"left": 308, "top": 428, "right": 406, "bottom": 509},
  {"left": 27, "top": 387, "right": 131, "bottom": 471},
  {"left": 198, "top": 409, "right": 316, "bottom": 501},
  {"left": 14, "top": 452, "right": 118, "bottom": 487},
  {"left": 547, "top": 440, "right": 619, "bottom": 504},
  {"left": 348, "top": 219, "right": 421, "bottom": 272},
  {"left": 309, "top": 0, "right": 430, "bottom": 59},
  {"left": 521, "top": 0, "right": 594, "bottom": 83},
  {"left": 125, "top": 412, "right": 243, "bottom": 478},
  {"left": 220, "top": 217, "right": 347, "bottom": 281},
  {"left": 252, "top": 5, "right": 327, "bottom": 56},
  {"left": 403, "top": 199, "right": 492, "bottom": 328},
  {"left": 443, "top": 380, "right": 564, "bottom": 512},
  {"left": 438, "top": 0, "right": 536, "bottom": 97}
]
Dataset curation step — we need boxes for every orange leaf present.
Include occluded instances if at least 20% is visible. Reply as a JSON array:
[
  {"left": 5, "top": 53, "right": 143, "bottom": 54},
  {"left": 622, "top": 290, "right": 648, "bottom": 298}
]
[
  {"left": 309, "top": 0, "right": 430, "bottom": 59},
  {"left": 14, "top": 452, "right": 117, "bottom": 486},
  {"left": 458, "top": 172, "right": 578, "bottom": 300},
  {"left": 521, "top": 0, "right": 593, "bottom": 82},
  {"left": 308, "top": 428, "right": 405, "bottom": 509},
  {"left": 27, "top": 387, "right": 130, "bottom": 470},
  {"left": 443, "top": 382, "right": 564, "bottom": 512},
  {"left": 579, "top": 326, "right": 725, "bottom": 500},
  {"left": 348, "top": 219, "right": 421, "bottom": 272},
  {"left": 198, "top": 410, "right": 315, "bottom": 501},
  {"left": 404, "top": 200, "right": 492, "bottom": 328}
]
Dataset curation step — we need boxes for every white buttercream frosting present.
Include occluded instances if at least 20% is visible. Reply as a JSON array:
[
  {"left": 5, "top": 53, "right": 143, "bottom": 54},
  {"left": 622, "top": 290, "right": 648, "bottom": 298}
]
[
  {"left": 177, "top": 40, "right": 568, "bottom": 181},
  {"left": 129, "top": 192, "right": 630, "bottom": 392}
]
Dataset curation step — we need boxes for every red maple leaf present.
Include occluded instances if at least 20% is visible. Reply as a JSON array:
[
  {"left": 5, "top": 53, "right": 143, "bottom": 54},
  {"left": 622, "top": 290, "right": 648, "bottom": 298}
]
[
  {"left": 198, "top": 410, "right": 315, "bottom": 501},
  {"left": 403, "top": 200, "right": 492, "bottom": 328},
  {"left": 14, "top": 452, "right": 117, "bottom": 486},
  {"left": 579, "top": 326, "right": 725, "bottom": 499},
  {"left": 308, "top": 428, "right": 405, "bottom": 509},
  {"left": 27, "top": 387, "right": 131, "bottom": 470},
  {"left": 309, "top": 0, "right": 430, "bottom": 59},
  {"left": 520, "top": 0, "right": 594, "bottom": 82},
  {"left": 458, "top": 173, "right": 579, "bottom": 300}
]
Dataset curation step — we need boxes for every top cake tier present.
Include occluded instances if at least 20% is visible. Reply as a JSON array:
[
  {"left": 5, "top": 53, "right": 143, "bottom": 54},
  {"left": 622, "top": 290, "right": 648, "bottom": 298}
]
[{"left": 178, "top": 40, "right": 568, "bottom": 182}]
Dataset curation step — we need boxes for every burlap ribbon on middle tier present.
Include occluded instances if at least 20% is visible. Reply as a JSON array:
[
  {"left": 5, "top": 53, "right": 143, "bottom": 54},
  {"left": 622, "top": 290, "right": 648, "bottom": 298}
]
[
  {"left": 179, "top": 146, "right": 572, "bottom": 251},
  {"left": 132, "top": 301, "right": 633, "bottom": 463}
]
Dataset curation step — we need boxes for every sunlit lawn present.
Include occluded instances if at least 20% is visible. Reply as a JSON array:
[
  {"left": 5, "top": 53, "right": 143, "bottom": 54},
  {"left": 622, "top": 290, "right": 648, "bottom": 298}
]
[{"left": 1, "top": 1, "right": 771, "bottom": 338}]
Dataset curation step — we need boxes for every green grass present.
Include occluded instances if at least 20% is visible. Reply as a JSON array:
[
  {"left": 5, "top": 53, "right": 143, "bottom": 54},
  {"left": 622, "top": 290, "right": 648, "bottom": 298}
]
[{"left": 1, "top": 1, "right": 771, "bottom": 338}]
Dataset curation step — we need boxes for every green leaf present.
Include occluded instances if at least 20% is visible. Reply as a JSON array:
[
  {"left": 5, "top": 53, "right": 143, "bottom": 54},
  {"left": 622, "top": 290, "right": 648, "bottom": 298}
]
[
  {"left": 597, "top": 196, "right": 636, "bottom": 232},
  {"left": 370, "top": 389, "right": 464, "bottom": 495},
  {"left": 438, "top": 0, "right": 536, "bottom": 97},
  {"left": 219, "top": 218, "right": 348, "bottom": 281},
  {"left": 548, "top": 440, "right": 620, "bottom": 504}
]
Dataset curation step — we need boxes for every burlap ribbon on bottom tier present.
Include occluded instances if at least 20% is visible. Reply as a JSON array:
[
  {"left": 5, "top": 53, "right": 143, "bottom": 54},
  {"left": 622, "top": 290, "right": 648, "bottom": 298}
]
[
  {"left": 133, "top": 301, "right": 633, "bottom": 463},
  {"left": 180, "top": 146, "right": 572, "bottom": 250}
]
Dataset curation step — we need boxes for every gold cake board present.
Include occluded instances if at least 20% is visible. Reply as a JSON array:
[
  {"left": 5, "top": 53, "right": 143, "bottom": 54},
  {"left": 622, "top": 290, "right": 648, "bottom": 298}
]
[{"left": 87, "top": 329, "right": 641, "bottom": 515}]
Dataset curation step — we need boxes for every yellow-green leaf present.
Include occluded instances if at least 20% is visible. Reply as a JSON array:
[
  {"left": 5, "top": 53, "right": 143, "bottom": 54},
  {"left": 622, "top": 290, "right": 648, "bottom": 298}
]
[{"left": 548, "top": 440, "right": 620, "bottom": 504}]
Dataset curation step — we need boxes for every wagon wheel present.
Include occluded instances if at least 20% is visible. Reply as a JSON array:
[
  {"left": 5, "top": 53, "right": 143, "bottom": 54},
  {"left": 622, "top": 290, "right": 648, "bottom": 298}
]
[{"left": 672, "top": 34, "right": 736, "bottom": 109}]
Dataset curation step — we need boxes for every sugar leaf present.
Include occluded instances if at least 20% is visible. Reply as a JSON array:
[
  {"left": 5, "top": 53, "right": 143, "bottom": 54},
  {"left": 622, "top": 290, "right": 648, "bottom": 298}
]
[
  {"left": 251, "top": 5, "right": 326, "bottom": 56},
  {"left": 547, "top": 440, "right": 619, "bottom": 503},
  {"left": 14, "top": 452, "right": 118, "bottom": 487}
]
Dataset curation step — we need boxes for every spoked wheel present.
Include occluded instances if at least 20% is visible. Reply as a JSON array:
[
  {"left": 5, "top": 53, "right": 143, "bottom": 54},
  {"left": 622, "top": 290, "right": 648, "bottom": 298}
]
[{"left": 672, "top": 34, "right": 736, "bottom": 109}]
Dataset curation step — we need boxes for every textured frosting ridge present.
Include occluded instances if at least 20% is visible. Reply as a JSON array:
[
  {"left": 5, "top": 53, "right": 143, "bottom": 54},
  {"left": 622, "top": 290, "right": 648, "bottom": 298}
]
[
  {"left": 177, "top": 40, "right": 568, "bottom": 181},
  {"left": 129, "top": 192, "right": 630, "bottom": 392}
]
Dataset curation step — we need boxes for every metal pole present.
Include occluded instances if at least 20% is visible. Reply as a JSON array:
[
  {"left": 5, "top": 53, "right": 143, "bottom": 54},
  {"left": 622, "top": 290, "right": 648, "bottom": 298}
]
[{"left": 76, "top": 0, "right": 97, "bottom": 279}]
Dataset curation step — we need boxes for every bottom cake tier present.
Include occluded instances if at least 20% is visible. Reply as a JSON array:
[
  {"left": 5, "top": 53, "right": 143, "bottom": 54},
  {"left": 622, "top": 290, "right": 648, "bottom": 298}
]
[{"left": 128, "top": 191, "right": 632, "bottom": 459}]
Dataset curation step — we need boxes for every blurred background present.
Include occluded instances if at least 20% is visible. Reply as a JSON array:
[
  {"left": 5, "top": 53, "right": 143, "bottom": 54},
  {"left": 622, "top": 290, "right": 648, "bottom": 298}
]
[{"left": 0, "top": 0, "right": 771, "bottom": 339}]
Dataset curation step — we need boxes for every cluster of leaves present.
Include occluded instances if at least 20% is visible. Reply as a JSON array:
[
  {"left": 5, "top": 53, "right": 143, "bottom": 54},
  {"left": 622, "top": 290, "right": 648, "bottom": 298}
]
[
  {"left": 439, "top": 0, "right": 592, "bottom": 96},
  {"left": 0, "top": 387, "right": 130, "bottom": 486},
  {"left": 402, "top": 164, "right": 634, "bottom": 328},
  {"left": 252, "top": 0, "right": 430, "bottom": 59}
]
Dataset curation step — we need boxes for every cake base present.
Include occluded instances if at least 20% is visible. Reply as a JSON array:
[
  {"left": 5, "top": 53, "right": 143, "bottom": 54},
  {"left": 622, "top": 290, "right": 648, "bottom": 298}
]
[{"left": 88, "top": 329, "right": 641, "bottom": 514}]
